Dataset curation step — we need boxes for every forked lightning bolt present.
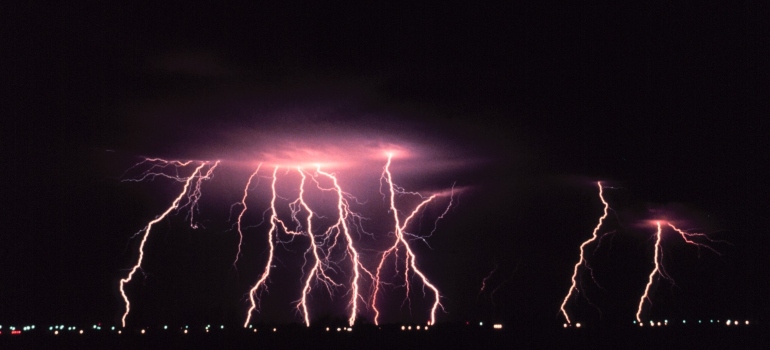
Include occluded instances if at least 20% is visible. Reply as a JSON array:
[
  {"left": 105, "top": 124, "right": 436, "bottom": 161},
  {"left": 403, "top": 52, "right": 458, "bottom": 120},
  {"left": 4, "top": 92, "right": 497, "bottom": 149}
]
[
  {"left": 119, "top": 159, "right": 218, "bottom": 327},
  {"left": 119, "top": 154, "right": 453, "bottom": 328},
  {"left": 313, "top": 167, "right": 375, "bottom": 326},
  {"left": 371, "top": 153, "right": 450, "bottom": 326},
  {"left": 244, "top": 167, "right": 281, "bottom": 327},
  {"left": 559, "top": 181, "right": 609, "bottom": 325},
  {"left": 294, "top": 168, "right": 342, "bottom": 327},
  {"left": 635, "top": 221, "right": 721, "bottom": 324},
  {"left": 244, "top": 165, "right": 376, "bottom": 327}
]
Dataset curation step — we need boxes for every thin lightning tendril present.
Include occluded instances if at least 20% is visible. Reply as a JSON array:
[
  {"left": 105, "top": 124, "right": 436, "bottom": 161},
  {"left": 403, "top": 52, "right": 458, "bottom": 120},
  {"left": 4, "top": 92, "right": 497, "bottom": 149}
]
[
  {"left": 233, "top": 164, "right": 262, "bottom": 267},
  {"left": 479, "top": 263, "right": 499, "bottom": 295}
]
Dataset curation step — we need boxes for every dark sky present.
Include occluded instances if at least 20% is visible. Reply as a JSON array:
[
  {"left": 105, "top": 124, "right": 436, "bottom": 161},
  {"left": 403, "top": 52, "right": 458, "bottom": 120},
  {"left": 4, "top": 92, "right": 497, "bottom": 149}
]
[{"left": 5, "top": 1, "right": 769, "bottom": 330}]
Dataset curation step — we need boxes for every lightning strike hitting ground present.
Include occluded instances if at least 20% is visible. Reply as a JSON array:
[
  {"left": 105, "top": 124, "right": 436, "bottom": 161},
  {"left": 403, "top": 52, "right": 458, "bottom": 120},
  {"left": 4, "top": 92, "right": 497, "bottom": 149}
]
[
  {"left": 119, "top": 159, "right": 219, "bottom": 327},
  {"left": 312, "top": 167, "right": 374, "bottom": 327},
  {"left": 120, "top": 152, "right": 453, "bottom": 328},
  {"left": 293, "top": 168, "right": 343, "bottom": 327},
  {"left": 371, "top": 153, "right": 451, "bottom": 326},
  {"left": 636, "top": 221, "right": 667, "bottom": 324},
  {"left": 559, "top": 181, "right": 610, "bottom": 325},
  {"left": 244, "top": 167, "right": 282, "bottom": 327},
  {"left": 635, "top": 221, "right": 722, "bottom": 323}
]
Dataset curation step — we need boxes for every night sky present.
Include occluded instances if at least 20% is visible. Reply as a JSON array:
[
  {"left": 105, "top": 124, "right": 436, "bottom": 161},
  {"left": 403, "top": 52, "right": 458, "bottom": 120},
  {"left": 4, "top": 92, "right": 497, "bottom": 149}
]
[{"left": 5, "top": 1, "right": 768, "bottom": 330}]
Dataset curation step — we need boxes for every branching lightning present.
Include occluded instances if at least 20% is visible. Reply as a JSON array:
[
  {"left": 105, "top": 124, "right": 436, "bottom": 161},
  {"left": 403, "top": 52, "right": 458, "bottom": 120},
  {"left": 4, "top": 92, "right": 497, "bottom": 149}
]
[
  {"left": 559, "top": 181, "right": 610, "bottom": 325},
  {"left": 120, "top": 152, "right": 454, "bottom": 328},
  {"left": 371, "top": 153, "right": 451, "bottom": 326},
  {"left": 119, "top": 159, "right": 219, "bottom": 327},
  {"left": 635, "top": 221, "right": 721, "bottom": 324}
]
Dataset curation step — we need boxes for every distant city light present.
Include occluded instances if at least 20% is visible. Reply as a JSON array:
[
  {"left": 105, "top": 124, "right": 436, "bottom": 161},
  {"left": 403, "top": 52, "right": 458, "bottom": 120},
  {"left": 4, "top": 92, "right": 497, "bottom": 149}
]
[
  {"left": 479, "top": 322, "right": 483, "bottom": 326},
  {"left": 79, "top": 330, "right": 83, "bottom": 334},
  {"left": 745, "top": 320, "right": 750, "bottom": 325},
  {"left": 141, "top": 329, "right": 146, "bottom": 334},
  {"left": 564, "top": 323, "right": 569, "bottom": 328},
  {"left": 54, "top": 330, "right": 59, "bottom": 335},
  {"left": 575, "top": 323, "right": 581, "bottom": 328},
  {"left": 401, "top": 326, "right": 405, "bottom": 331},
  {"left": 493, "top": 324, "right": 503, "bottom": 329}
]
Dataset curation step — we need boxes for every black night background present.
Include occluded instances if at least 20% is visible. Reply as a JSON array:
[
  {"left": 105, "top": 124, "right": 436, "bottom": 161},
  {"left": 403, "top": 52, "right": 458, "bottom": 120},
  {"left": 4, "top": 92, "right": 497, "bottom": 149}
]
[{"left": 4, "top": 1, "right": 769, "bottom": 348}]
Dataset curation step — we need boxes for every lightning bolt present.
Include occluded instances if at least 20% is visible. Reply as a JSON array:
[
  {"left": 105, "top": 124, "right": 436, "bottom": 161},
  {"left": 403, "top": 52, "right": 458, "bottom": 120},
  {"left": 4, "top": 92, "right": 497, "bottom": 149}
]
[
  {"left": 314, "top": 166, "right": 374, "bottom": 327},
  {"left": 244, "top": 167, "right": 281, "bottom": 327},
  {"left": 119, "top": 154, "right": 454, "bottom": 328},
  {"left": 479, "top": 263, "right": 499, "bottom": 295},
  {"left": 232, "top": 165, "right": 262, "bottom": 267},
  {"left": 635, "top": 221, "right": 721, "bottom": 324},
  {"left": 559, "top": 181, "right": 610, "bottom": 325},
  {"left": 372, "top": 153, "right": 449, "bottom": 326},
  {"left": 293, "top": 168, "right": 343, "bottom": 327},
  {"left": 244, "top": 165, "right": 375, "bottom": 327},
  {"left": 636, "top": 221, "right": 666, "bottom": 324},
  {"left": 119, "top": 159, "right": 217, "bottom": 327}
]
